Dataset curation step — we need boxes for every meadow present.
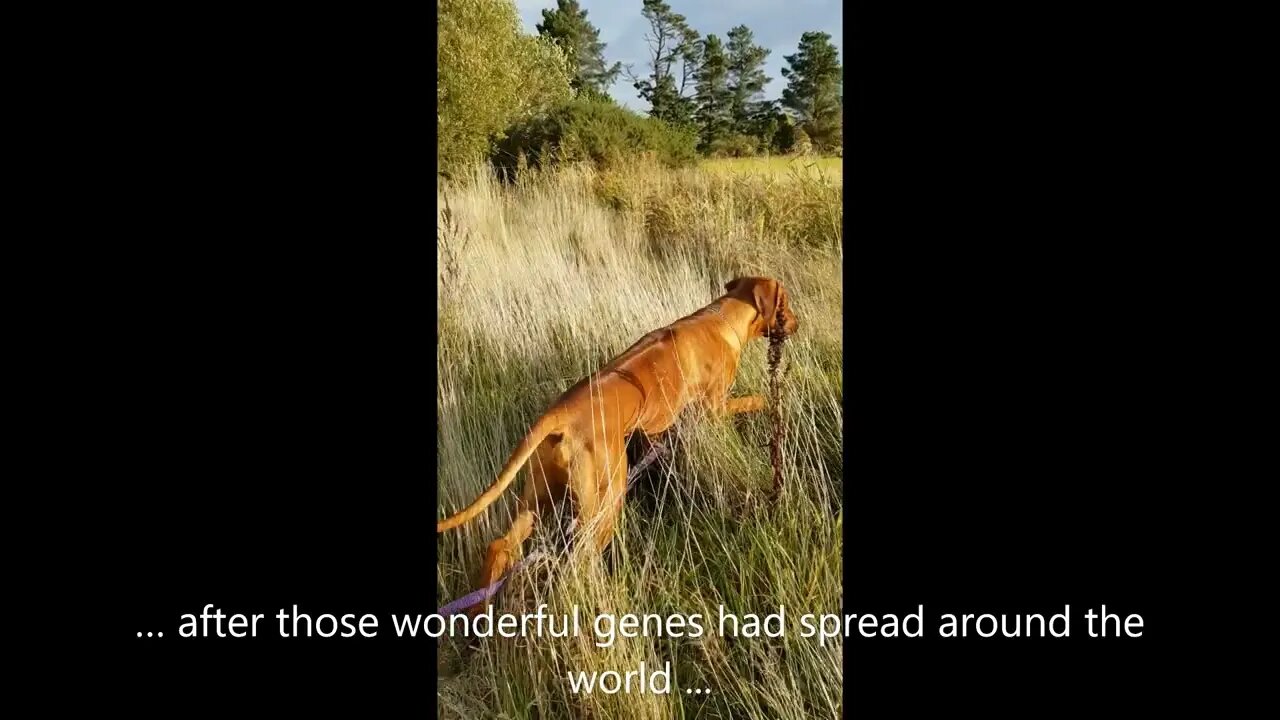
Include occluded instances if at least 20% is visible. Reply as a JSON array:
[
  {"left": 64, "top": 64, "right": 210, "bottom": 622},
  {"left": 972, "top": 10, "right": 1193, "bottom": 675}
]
[
  {"left": 436, "top": 156, "right": 844, "bottom": 719},
  {"left": 701, "top": 155, "right": 842, "bottom": 181}
]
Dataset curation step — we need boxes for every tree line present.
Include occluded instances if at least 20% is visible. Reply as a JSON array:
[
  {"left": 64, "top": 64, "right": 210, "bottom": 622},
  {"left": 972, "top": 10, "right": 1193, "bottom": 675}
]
[{"left": 438, "top": 0, "right": 843, "bottom": 175}]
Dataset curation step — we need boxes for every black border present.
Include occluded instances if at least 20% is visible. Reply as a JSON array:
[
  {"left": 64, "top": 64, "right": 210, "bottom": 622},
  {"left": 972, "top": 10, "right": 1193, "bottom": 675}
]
[
  {"left": 93, "top": 7, "right": 436, "bottom": 713},
  {"left": 844, "top": 3, "right": 1200, "bottom": 713}
]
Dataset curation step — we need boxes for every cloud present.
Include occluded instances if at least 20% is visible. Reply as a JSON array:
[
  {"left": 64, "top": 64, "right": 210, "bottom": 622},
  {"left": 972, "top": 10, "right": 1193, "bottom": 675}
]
[{"left": 513, "top": 0, "right": 842, "bottom": 111}]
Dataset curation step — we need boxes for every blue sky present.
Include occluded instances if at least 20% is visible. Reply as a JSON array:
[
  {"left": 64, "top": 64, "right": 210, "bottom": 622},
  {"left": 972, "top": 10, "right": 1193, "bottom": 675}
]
[{"left": 515, "top": 0, "right": 843, "bottom": 111}]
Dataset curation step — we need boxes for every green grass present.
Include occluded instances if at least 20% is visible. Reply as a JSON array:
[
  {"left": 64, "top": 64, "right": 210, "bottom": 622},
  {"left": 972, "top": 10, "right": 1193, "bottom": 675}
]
[{"left": 437, "top": 161, "right": 843, "bottom": 719}]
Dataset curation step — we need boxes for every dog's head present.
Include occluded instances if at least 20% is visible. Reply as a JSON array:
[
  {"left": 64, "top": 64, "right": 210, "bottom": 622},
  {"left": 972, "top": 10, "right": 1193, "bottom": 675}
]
[{"left": 723, "top": 276, "right": 799, "bottom": 338}]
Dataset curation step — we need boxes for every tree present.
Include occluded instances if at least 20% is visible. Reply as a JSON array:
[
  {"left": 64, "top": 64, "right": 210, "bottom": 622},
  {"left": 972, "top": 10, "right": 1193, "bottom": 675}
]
[
  {"left": 792, "top": 126, "right": 812, "bottom": 155},
  {"left": 694, "top": 34, "right": 732, "bottom": 151},
  {"left": 746, "top": 98, "right": 785, "bottom": 151},
  {"left": 726, "top": 25, "right": 771, "bottom": 137},
  {"left": 780, "top": 31, "right": 843, "bottom": 150},
  {"left": 438, "top": 0, "right": 572, "bottom": 173},
  {"left": 535, "top": 0, "right": 622, "bottom": 98},
  {"left": 629, "top": 0, "right": 700, "bottom": 127}
]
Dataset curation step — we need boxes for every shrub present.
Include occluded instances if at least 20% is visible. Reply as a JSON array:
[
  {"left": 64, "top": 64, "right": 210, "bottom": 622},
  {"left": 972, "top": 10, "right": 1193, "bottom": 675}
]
[
  {"left": 771, "top": 116, "right": 798, "bottom": 154},
  {"left": 707, "top": 133, "right": 759, "bottom": 158},
  {"left": 493, "top": 97, "right": 697, "bottom": 177},
  {"left": 792, "top": 127, "right": 813, "bottom": 156},
  {"left": 438, "top": 0, "right": 572, "bottom": 175}
]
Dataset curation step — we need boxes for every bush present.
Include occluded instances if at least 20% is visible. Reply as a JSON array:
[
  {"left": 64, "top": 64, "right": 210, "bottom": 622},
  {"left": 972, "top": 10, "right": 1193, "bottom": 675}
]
[
  {"left": 438, "top": 0, "right": 572, "bottom": 175},
  {"left": 771, "top": 116, "right": 798, "bottom": 154},
  {"left": 792, "top": 127, "right": 813, "bottom": 156},
  {"left": 707, "top": 133, "right": 759, "bottom": 158},
  {"left": 493, "top": 97, "right": 697, "bottom": 177}
]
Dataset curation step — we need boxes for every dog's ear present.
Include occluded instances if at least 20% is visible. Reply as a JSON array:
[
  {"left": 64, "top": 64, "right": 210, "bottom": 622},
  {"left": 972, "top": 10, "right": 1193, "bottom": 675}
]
[
  {"left": 751, "top": 279, "right": 798, "bottom": 335},
  {"left": 724, "top": 277, "right": 745, "bottom": 293},
  {"left": 751, "top": 279, "right": 780, "bottom": 330}
]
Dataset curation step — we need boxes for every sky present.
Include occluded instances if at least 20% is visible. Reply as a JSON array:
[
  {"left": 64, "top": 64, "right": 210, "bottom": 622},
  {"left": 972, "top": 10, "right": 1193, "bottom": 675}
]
[{"left": 515, "top": 0, "right": 842, "bottom": 112}]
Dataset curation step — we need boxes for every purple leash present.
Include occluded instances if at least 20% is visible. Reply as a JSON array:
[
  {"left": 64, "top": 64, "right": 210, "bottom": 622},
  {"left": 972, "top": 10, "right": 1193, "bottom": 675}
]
[
  {"left": 436, "top": 550, "right": 546, "bottom": 616},
  {"left": 436, "top": 440, "right": 669, "bottom": 616}
]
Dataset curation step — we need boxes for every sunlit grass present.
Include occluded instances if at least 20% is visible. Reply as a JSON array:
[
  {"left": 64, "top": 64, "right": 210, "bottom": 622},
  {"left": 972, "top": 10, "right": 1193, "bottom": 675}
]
[
  {"left": 701, "top": 155, "right": 842, "bottom": 182},
  {"left": 436, "top": 160, "right": 843, "bottom": 719}
]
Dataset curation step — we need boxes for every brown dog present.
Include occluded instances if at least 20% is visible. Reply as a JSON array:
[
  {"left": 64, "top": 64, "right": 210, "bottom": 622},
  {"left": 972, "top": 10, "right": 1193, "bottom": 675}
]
[{"left": 437, "top": 276, "right": 799, "bottom": 603}]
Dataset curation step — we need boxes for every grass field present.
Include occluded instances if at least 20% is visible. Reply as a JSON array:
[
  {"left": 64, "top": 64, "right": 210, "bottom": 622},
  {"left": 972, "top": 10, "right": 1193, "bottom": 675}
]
[
  {"left": 436, "top": 159, "right": 843, "bottom": 719},
  {"left": 701, "top": 155, "right": 842, "bottom": 181}
]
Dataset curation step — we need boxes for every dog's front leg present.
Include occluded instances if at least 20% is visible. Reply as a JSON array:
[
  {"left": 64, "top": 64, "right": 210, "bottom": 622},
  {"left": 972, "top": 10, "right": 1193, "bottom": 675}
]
[{"left": 716, "top": 394, "right": 766, "bottom": 416}]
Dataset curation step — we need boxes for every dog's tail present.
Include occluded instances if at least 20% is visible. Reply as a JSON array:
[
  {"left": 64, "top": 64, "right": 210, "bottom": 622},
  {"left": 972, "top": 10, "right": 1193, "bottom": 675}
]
[{"left": 436, "top": 412, "right": 564, "bottom": 533}]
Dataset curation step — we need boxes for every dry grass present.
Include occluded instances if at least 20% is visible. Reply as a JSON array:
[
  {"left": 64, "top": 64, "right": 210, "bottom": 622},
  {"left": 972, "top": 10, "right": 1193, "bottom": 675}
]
[
  {"left": 701, "top": 155, "right": 842, "bottom": 182},
  {"left": 436, "top": 160, "right": 843, "bottom": 719}
]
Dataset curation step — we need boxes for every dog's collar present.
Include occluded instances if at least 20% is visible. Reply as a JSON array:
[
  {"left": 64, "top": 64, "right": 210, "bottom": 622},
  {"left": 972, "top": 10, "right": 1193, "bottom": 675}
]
[{"left": 706, "top": 299, "right": 756, "bottom": 350}]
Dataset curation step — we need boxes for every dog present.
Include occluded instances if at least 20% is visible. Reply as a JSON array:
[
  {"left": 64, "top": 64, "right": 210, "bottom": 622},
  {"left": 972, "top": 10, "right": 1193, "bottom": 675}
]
[{"left": 437, "top": 276, "right": 799, "bottom": 608}]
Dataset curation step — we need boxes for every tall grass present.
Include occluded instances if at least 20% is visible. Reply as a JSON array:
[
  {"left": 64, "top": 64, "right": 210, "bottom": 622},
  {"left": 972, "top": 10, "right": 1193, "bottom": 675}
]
[
  {"left": 437, "top": 159, "right": 843, "bottom": 719},
  {"left": 701, "top": 155, "right": 843, "bottom": 182}
]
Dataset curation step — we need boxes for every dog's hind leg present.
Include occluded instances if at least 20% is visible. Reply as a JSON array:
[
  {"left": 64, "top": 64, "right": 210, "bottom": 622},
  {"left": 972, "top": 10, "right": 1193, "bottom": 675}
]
[
  {"left": 476, "top": 505, "right": 535, "bottom": 590},
  {"left": 472, "top": 443, "right": 567, "bottom": 603},
  {"left": 587, "top": 443, "right": 629, "bottom": 554}
]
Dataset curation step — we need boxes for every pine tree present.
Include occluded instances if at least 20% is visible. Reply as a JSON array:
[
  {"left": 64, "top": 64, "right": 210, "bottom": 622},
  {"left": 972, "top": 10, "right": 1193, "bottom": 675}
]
[
  {"left": 695, "top": 34, "right": 733, "bottom": 151},
  {"left": 630, "top": 0, "right": 700, "bottom": 126},
  {"left": 726, "top": 25, "right": 771, "bottom": 137},
  {"left": 747, "top": 98, "right": 784, "bottom": 151},
  {"left": 535, "top": 0, "right": 621, "bottom": 98},
  {"left": 780, "top": 31, "right": 843, "bottom": 150}
]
